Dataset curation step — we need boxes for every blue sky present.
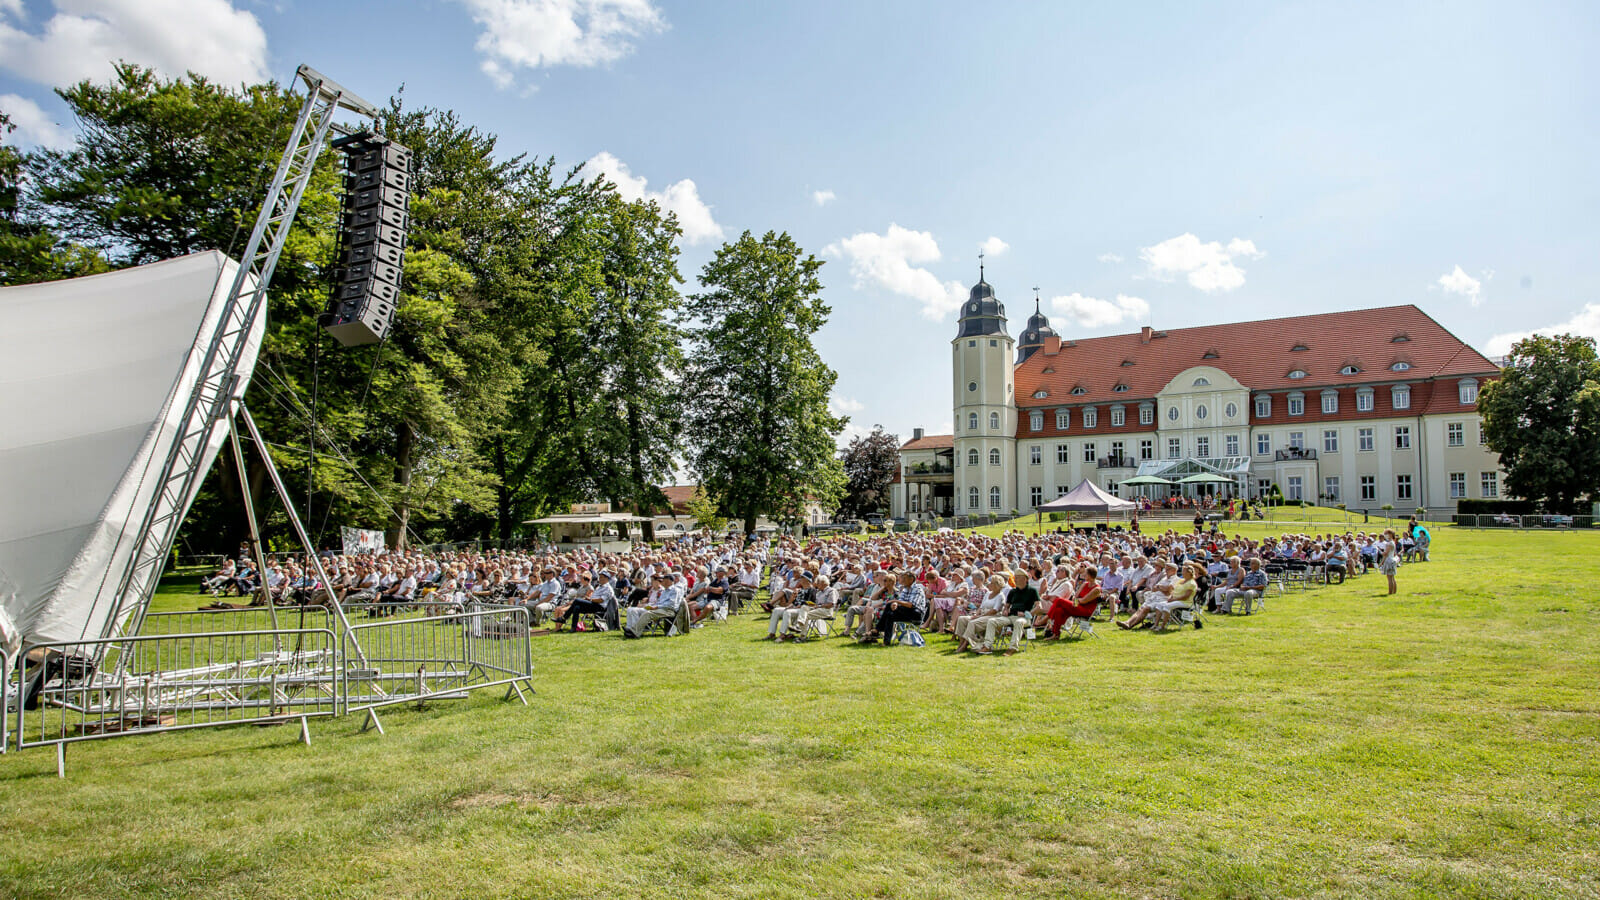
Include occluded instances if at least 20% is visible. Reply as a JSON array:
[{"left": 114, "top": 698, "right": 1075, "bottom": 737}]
[{"left": 2, "top": 0, "right": 1597, "bottom": 443}]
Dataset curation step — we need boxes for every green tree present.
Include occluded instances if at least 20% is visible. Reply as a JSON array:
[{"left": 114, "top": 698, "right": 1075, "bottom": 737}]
[
  {"left": 0, "top": 109, "right": 107, "bottom": 284},
  {"left": 683, "top": 487, "right": 727, "bottom": 533},
  {"left": 839, "top": 425, "right": 899, "bottom": 518},
  {"left": 1479, "top": 333, "right": 1600, "bottom": 510},
  {"left": 682, "top": 230, "right": 846, "bottom": 533}
]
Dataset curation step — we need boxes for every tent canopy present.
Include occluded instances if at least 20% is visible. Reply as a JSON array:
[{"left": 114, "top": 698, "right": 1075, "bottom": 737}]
[
  {"left": 0, "top": 252, "right": 260, "bottom": 649},
  {"left": 1178, "top": 472, "right": 1235, "bottom": 484},
  {"left": 1120, "top": 474, "right": 1174, "bottom": 486},
  {"left": 1038, "top": 480, "right": 1137, "bottom": 513}
]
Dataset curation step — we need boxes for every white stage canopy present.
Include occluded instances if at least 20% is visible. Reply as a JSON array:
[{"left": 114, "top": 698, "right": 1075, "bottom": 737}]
[{"left": 0, "top": 251, "right": 262, "bottom": 649}]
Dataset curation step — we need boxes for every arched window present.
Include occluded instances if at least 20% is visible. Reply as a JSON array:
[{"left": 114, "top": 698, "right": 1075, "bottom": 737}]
[
  {"left": 967, "top": 448, "right": 979, "bottom": 466},
  {"left": 989, "top": 486, "right": 1001, "bottom": 509},
  {"left": 968, "top": 487, "right": 979, "bottom": 509},
  {"left": 1192, "top": 376, "right": 1211, "bottom": 386},
  {"left": 989, "top": 448, "right": 1001, "bottom": 466},
  {"left": 989, "top": 411, "right": 1000, "bottom": 430},
  {"left": 1458, "top": 379, "right": 1479, "bottom": 404},
  {"left": 968, "top": 412, "right": 978, "bottom": 431}
]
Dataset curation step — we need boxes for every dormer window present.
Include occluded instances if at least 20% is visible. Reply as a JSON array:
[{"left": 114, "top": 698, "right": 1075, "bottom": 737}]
[
  {"left": 1029, "top": 411, "right": 1043, "bottom": 431},
  {"left": 1120, "top": 359, "right": 1135, "bottom": 367},
  {"left": 1391, "top": 361, "right": 1411, "bottom": 372},
  {"left": 1459, "top": 379, "right": 1479, "bottom": 404},
  {"left": 1041, "top": 366, "right": 1054, "bottom": 374},
  {"left": 1291, "top": 344, "right": 1309, "bottom": 352},
  {"left": 1254, "top": 395, "right": 1271, "bottom": 418},
  {"left": 1201, "top": 349, "right": 1219, "bottom": 359},
  {"left": 1055, "top": 408, "right": 1069, "bottom": 429},
  {"left": 1113, "top": 384, "right": 1129, "bottom": 392},
  {"left": 1339, "top": 364, "right": 1361, "bottom": 375},
  {"left": 1287, "top": 369, "right": 1307, "bottom": 380},
  {"left": 1071, "top": 386, "right": 1088, "bottom": 395},
  {"left": 1192, "top": 376, "right": 1211, "bottom": 386},
  {"left": 1392, "top": 385, "right": 1411, "bottom": 409},
  {"left": 1392, "top": 332, "right": 1411, "bottom": 343},
  {"left": 1082, "top": 407, "right": 1098, "bottom": 428},
  {"left": 1031, "top": 390, "right": 1048, "bottom": 399}
]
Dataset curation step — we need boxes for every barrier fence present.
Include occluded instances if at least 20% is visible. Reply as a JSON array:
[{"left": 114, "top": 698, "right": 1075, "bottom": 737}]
[
  {"left": 1452, "top": 514, "right": 1594, "bottom": 529},
  {"left": 9, "top": 628, "right": 339, "bottom": 774}
]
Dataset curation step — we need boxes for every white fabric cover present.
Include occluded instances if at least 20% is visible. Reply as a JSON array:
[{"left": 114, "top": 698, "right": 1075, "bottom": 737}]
[
  {"left": 0, "top": 251, "right": 263, "bottom": 646},
  {"left": 1038, "top": 480, "right": 1137, "bottom": 513}
]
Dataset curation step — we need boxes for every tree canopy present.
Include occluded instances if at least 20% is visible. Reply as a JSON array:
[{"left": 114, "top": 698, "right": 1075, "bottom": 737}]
[
  {"left": 1478, "top": 333, "right": 1600, "bottom": 510},
  {"left": 838, "top": 426, "right": 900, "bottom": 518}
]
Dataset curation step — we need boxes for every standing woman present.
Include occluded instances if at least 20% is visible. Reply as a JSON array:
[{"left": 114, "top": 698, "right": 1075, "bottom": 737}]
[{"left": 1378, "top": 529, "right": 1400, "bottom": 595}]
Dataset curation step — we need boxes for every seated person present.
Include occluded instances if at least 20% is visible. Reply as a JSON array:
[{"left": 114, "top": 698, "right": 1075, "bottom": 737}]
[
  {"left": 1043, "top": 566, "right": 1101, "bottom": 640},
  {"left": 779, "top": 575, "right": 837, "bottom": 640},
  {"left": 552, "top": 571, "right": 608, "bottom": 632},
  {"left": 1213, "top": 557, "right": 1245, "bottom": 612},
  {"left": 765, "top": 571, "right": 813, "bottom": 639},
  {"left": 843, "top": 570, "right": 890, "bottom": 639},
  {"left": 692, "top": 567, "right": 729, "bottom": 623},
  {"left": 624, "top": 574, "right": 682, "bottom": 638},
  {"left": 1117, "top": 561, "right": 1178, "bottom": 629},
  {"left": 1220, "top": 558, "right": 1268, "bottom": 613},
  {"left": 981, "top": 573, "right": 1040, "bottom": 656},
  {"left": 954, "top": 575, "right": 1009, "bottom": 653},
  {"left": 874, "top": 571, "right": 927, "bottom": 645},
  {"left": 1123, "top": 563, "right": 1202, "bottom": 631},
  {"left": 1323, "top": 545, "right": 1348, "bottom": 585}
]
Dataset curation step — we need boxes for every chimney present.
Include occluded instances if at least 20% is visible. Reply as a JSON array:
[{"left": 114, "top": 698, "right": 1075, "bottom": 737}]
[
  {"left": 1140, "top": 325, "right": 1153, "bottom": 344},
  {"left": 913, "top": 427, "right": 924, "bottom": 441}
]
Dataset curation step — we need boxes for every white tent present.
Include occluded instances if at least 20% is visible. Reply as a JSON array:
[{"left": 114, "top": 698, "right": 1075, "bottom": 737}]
[
  {"left": 0, "top": 251, "right": 262, "bottom": 649},
  {"left": 1038, "top": 480, "right": 1137, "bottom": 513}
]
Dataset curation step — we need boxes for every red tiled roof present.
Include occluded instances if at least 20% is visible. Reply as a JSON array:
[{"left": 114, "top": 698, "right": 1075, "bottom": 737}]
[
  {"left": 1016, "top": 304, "right": 1495, "bottom": 408},
  {"left": 659, "top": 485, "right": 699, "bottom": 514},
  {"left": 901, "top": 434, "right": 954, "bottom": 450}
]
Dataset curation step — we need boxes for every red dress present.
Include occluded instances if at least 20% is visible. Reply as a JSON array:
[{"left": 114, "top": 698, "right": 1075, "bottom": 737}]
[{"left": 1046, "top": 581, "right": 1100, "bottom": 636}]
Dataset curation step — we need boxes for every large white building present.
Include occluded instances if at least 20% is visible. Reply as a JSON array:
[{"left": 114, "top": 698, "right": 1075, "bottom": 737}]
[{"left": 891, "top": 275, "right": 1504, "bottom": 518}]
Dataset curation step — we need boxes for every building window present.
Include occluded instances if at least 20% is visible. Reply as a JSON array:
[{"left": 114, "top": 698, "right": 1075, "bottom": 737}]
[
  {"left": 910, "top": 495, "right": 919, "bottom": 512},
  {"left": 1288, "top": 431, "right": 1304, "bottom": 450},
  {"left": 1324, "top": 476, "right": 1340, "bottom": 501},
  {"left": 1056, "top": 443, "right": 1069, "bottom": 464},
  {"left": 1256, "top": 433, "right": 1271, "bottom": 455},
  {"left": 1479, "top": 423, "right": 1486, "bottom": 445},
  {"left": 1225, "top": 402, "right": 1238, "bottom": 419},
  {"left": 1257, "top": 478, "right": 1272, "bottom": 496},
  {"left": 1321, "top": 391, "right": 1338, "bottom": 414},
  {"left": 1391, "top": 361, "right": 1411, "bottom": 371},
  {"left": 968, "top": 448, "right": 979, "bottom": 466},
  {"left": 990, "top": 411, "right": 1000, "bottom": 430},
  {"left": 968, "top": 412, "right": 978, "bottom": 431},
  {"left": 1356, "top": 389, "right": 1374, "bottom": 412},
  {"left": 1140, "top": 439, "right": 1154, "bottom": 460},
  {"left": 968, "top": 487, "right": 979, "bottom": 509},
  {"left": 1449, "top": 472, "right": 1466, "bottom": 499},
  {"left": 1196, "top": 404, "right": 1208, "bottom": 421},
  {"left": 990, "top": 339, "right": 998, "bottom": 347},
  {"left": 1168, "top": 438, "right": 1181, "bottom": 459},
  {"left": 1396, "top": 474, "right": 1413, "bottom": 501},
  {"left": 1288, "top": 369, "right": 1307, "bottom": 380},
  {"left": 1360, "top": 475, "right": 1377, "bottom": 501},
  {"left": 1340, "top": 364, "right": 1361, "bottom": 375},
  {"left": 1447, "top": 423, "right": 1464, "bottom": 447},
  {"left": 1056, "top": 409, "right": 1069, "bottom": 429},
  {"left": 1358, "top": 427, "right": 1374, "bottom": 452},
  {"left": 968, "top": 340, "right": 976, "bottom": 348},
  {"left": 1459, "top": 380, "right": 1478, "bottom": 404},
  {"left": 1193, "top": 376, "right": 1211, "bottom": 386},
  {"left": 1225, "top": 434, "right": 1240, "bottom": 456},
  {"left": 968, "top": 381, "right": 978, "bottom": 393},
  {"left": 1029, "top": 486, "right": 1042, "bottom": 507},
  {"left": 1255, "top": 395, "right": 1271, "bottom": 418},
  {"left": 1392, "top": 386, "right": 1411, "bottom": 410},
  {"left": 1056, "top": 485, "right": 1071, "bottom": 497},
  {"left": 1287, "top": 476, "right": 1303, "bottom": 501},
  {"left": 1083, "top": 407, "right": 1098, "bottom": 428},
  {"left": 1083, "top": 442, "right": 1097, "bottom": 464},
  {"left": 1071, "top": 386, "right": 1087, "bottom": 395},
  {"left": 1029, "top": 411, "right": 1043, "bottom": 432},
  {"left": 1139, "top": 404, "right": 1154, "bottom": 425},
  {"left": 989, "top": 486, "right": 1001, "bottom": 508},
  {"left": 1168, "top": 406, "right": 1180, "bottom": 422},
  {"left": 1395, "top": 426, "right": 1411, "bottom": 450},
  {"left": 1323, "top": 429, "right": 1339, "bottom": 453},
  {"left": 1288, "top": 393, "right": 1305, "bottom": 416},
  {"left": 1110, "top": 440, "right": 1125, "bottom": 460},
  {"left": 989, "top": 448, "right": 1001, "bottom": 466},
  {"left": 1481, "top": 471, "right": 1498, "bottom": 498},
  {"left": 1196, "top": 436, "right": 1210, "bottom": 457},
  {"left": 1110, "top": 406, "right": 1125, "bottom": 427},
  {"left": 1029, "top": 445, "right": 1041, "bottom": 464}
]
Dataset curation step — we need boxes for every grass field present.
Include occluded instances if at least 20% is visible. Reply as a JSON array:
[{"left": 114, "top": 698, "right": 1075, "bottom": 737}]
[{"left": 3, "top": 527, "right": 1598, "bottom": 899}]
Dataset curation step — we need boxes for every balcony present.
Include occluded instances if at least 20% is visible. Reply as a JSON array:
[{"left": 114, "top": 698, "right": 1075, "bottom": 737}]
[
  {"left": 1096, "top": 455, "right": 1137, "bottom": 469},
  {"left": 905, "top": 461, "right": 954, "bottom": 483},
  {"left": 1275, "top": 448, "right": 1317, "bottom": 461}
]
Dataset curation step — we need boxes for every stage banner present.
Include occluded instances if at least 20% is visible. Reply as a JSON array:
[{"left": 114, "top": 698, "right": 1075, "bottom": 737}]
[{"left": 340, "top": 527, "right": 386, "bottom": 555}]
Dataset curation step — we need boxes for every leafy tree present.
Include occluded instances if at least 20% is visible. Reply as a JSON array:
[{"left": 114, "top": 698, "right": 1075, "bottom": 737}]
[
  {"left": 1479, "top": 333, "right": 1600, "bottom": 510},
  {"left": 0, "top": 108, "right": 108, "bottom": 284},
  {"left": 838, "top": 425, "right": 899, "bottom": 518},
  {"left": 683, "top": 487, "right": 726, "bottom": 533},
  {"left": 682, "top": 230, "right": 846, "bottom": 533}
]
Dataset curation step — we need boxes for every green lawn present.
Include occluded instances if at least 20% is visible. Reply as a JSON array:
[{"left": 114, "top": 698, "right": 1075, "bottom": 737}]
[{"left": 3, "top": 528, "right": 1598, "bottom": 899}]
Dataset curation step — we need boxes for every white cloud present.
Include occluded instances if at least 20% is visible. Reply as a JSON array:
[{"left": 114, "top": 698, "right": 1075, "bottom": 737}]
[
  {"left": 1139, "top": 233, "right": 1263, "bottom": 292},
  {"left": 1485, "top": 303, "right": 1600, "bottom": 358},
  {"left": 0, "top": 0, "right": 269, "bottom": 89},
  {"left": 581, "top": 151, "right": 724, "bottom": 245},
  {"left": 1049, "top": 292, "right": 1150, "bottom": 329},
  {"left": 453, "top": 0, "right": 664, "bottom": 89},
  {"left": 824, "top": 223, "right": 967, "bottom": 320},
  {"left": 979, "top": 236, "right": 1008, "bottom": 257},
  {"left": 812, "top": 189, "right": 835, "bottom": 206},
  {"left": 0, "top": 93, "right": 72, "bottom": 148},
  {"left": 829, "top": 395, "right": 864, "bottom": 415},
  {"left": 1097, "top": 252, "right": 1123, "bottom": 264},
  {"left": 1437, "top": 264, "right": 1483, "bottom": 306}
]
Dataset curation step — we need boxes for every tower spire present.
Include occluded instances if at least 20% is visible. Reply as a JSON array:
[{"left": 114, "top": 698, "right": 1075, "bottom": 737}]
[
  {"left": 1033, "top": 286, "right": 1041, "bottom": 313},
  {"left": 978, "top": 249, "right": 984, "bottom": 282}
]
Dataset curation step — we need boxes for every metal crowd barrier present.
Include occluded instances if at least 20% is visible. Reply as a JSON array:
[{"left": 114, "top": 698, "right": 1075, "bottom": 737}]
[
  {"left": 138, "top": 605, "right": 332, "bottom": 637},
  {"left": 2, "top": 647, "right": 10, "bottom": 755},
  {"left": 11, "top": 628, "right": 338, "bottom": 776},
  {"left": 338, "top": 605, "right": 534, "bottom": 733}
]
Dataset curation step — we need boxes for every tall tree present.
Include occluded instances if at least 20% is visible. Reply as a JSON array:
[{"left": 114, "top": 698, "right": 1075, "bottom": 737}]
[
  {"left": 0, "top": 108, "right": 107, "bottom": 284},
  {"left": 839, "top": 426, "right": 900, "bottom": 518},
  {"left": 1479, "top": 333, "right": 1600, "bottom": 509},
  {"left": 682, "top": 230, "right": 846, "bottom": 533}
]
